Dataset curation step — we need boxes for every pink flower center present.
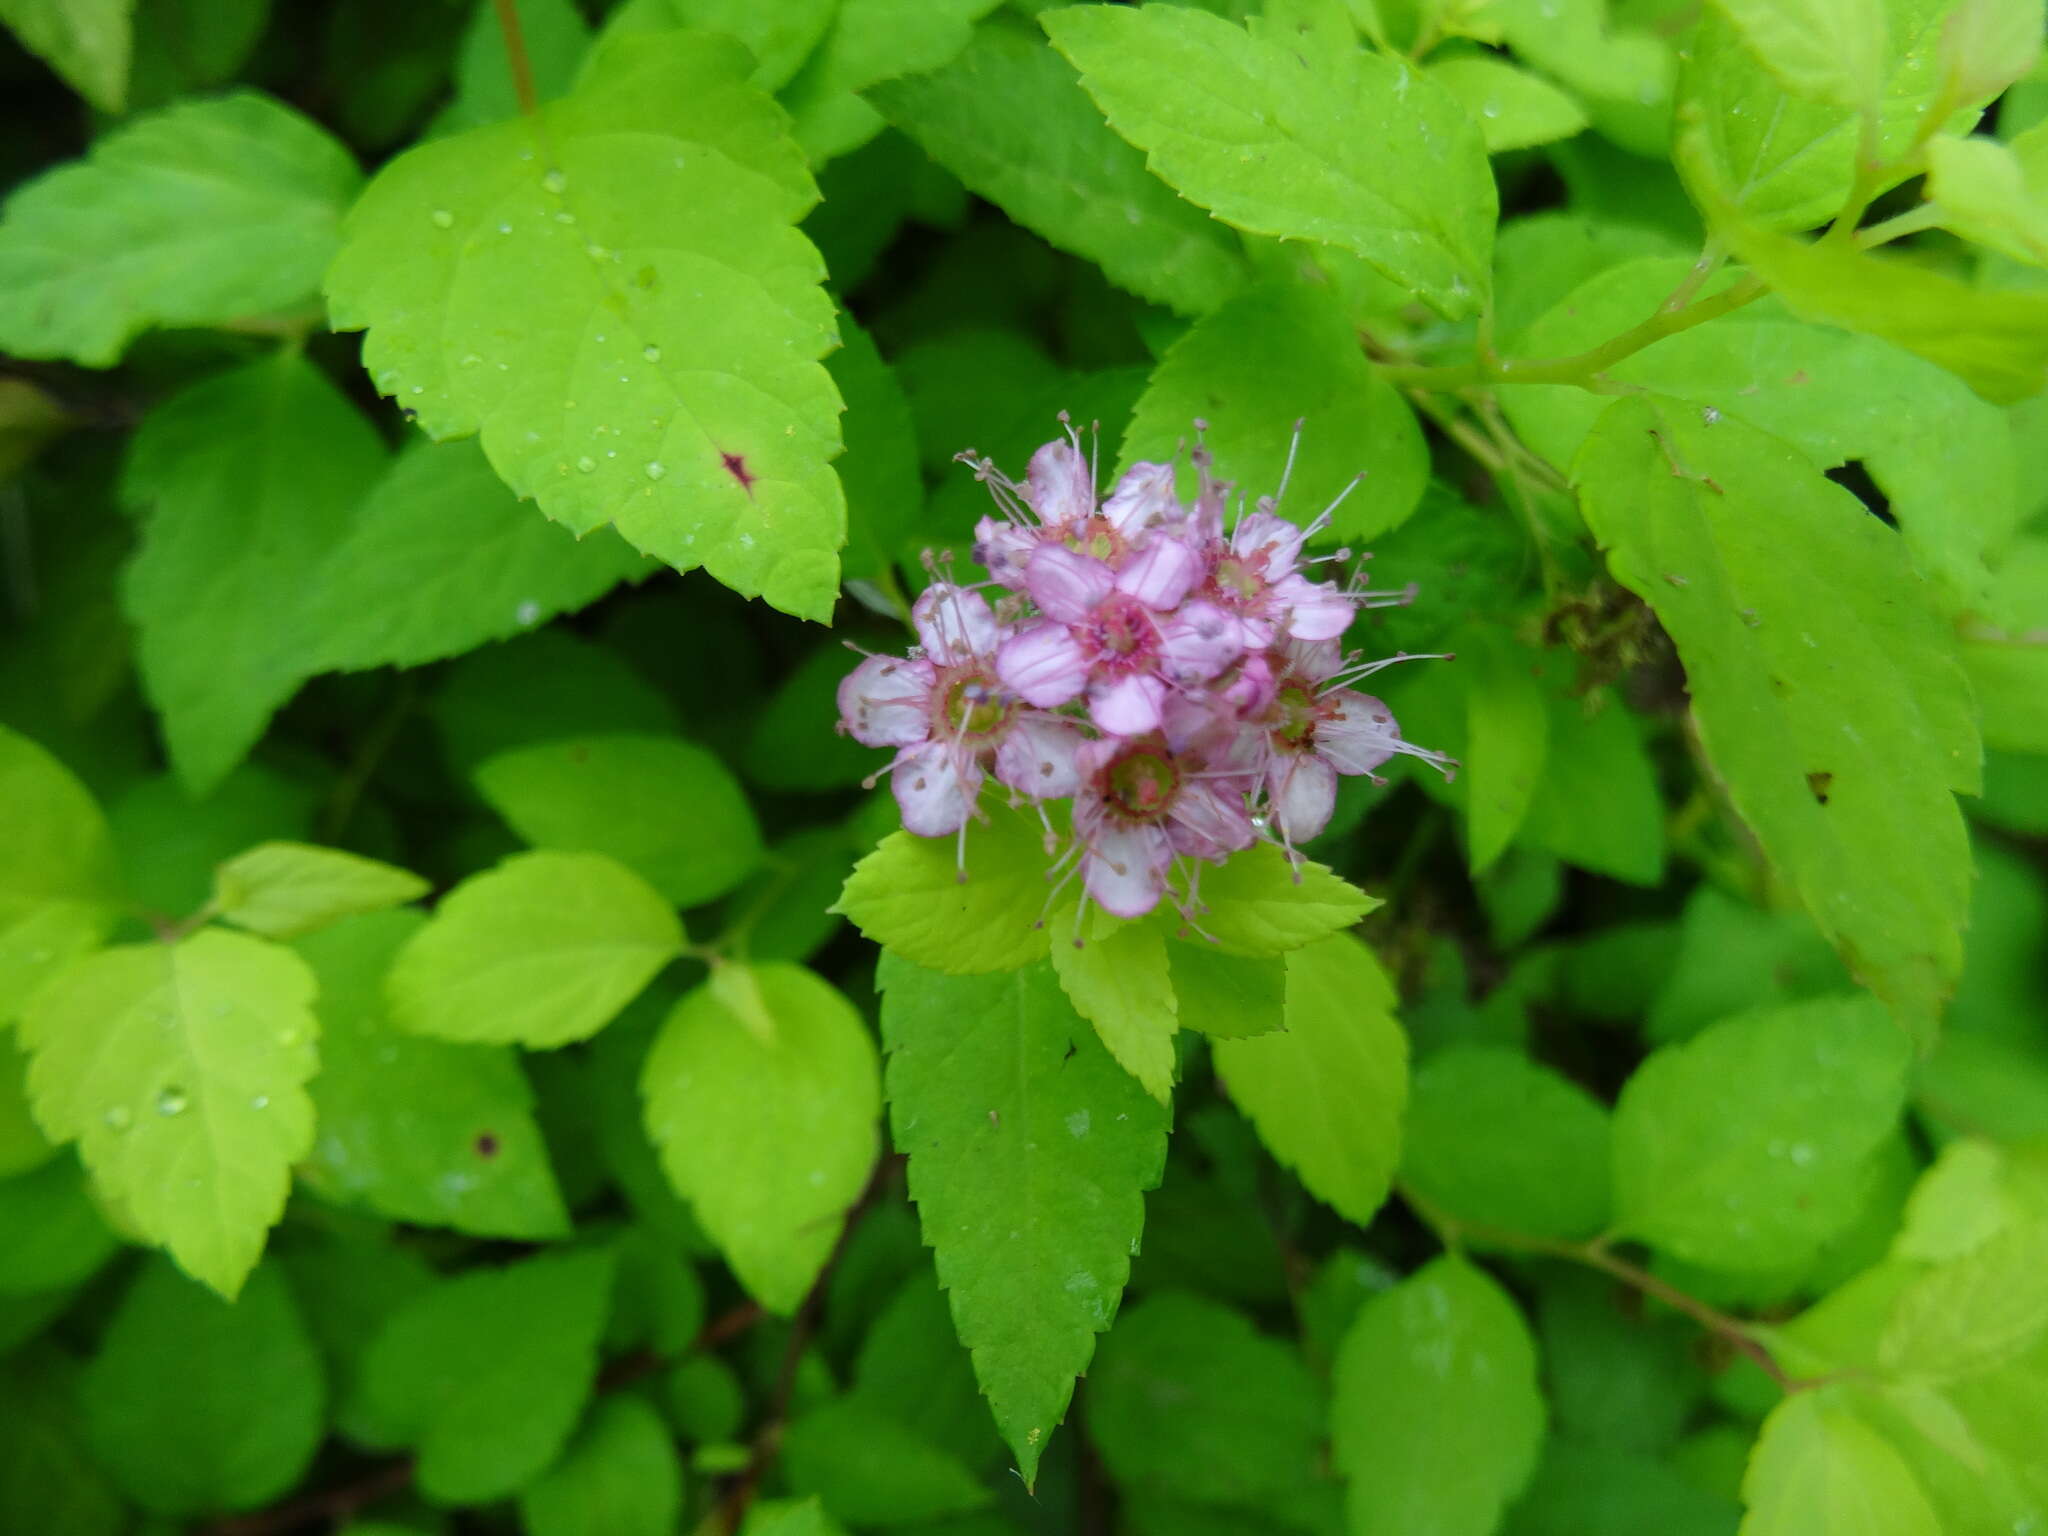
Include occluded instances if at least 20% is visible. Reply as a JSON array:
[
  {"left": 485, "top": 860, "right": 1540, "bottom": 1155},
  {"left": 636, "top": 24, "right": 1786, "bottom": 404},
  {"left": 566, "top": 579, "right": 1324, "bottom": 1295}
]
[
  {"left": 1063, "top": 516, "right": 1125, "bottom": 565},
  {"left": 937, "top": 669, "right": 1011, "bottom": 739},
  {"left": 1089, "top": 593, "right": 1157, "bottom": 659},
  {"left": 1272, "top": 681, "right": 1320, "bottom": 749},
  {"left": 1101, "top": 745, "right": 1180, "bottom": 823},
  {"left": 1215, "top": 554, "right": 1264, "bottom": 601}
]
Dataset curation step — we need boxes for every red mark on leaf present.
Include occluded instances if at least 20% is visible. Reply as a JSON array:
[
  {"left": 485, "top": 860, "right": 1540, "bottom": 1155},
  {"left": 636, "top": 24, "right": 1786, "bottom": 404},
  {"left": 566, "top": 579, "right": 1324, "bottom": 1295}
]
[
  {"left": 474, "top": 1132, "right": 500, "bottom": 1159},
  {"left": 721, "top": 451, "right": 756, "bottom": 498}
]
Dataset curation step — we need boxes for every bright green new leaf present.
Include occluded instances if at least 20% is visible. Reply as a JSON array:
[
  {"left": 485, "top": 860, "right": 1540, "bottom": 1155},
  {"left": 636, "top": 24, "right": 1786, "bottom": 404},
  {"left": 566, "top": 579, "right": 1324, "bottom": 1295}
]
[
  {"left": 1213, "top": 934, "right": 1406, "bottom": 1228},
  {"left": 780, "top": 1397, "right": 993, "bottom": 1524},
  {"left": 871, "top": 20, "right": 1248, "bottom": 317},
  {"left": 1504, "top": 256, "right": 2020, "bottom": 596},
  {"left": 1610, "top": 995, "right": 1911, "bottom": 1270},
  {"left": 601, "top": 0, "right": 835, "bottom": 92},
  {"left": 1167, "top": 942, "right": 1286, "bottom": 1039},
  {"left": 19, "top": 928, "right": 318, "bottom": 1297},
  {"left": 1049, "top": 913, "right": 1178, "bottom": 1102},
  {"left": 1332, "top": 1255, "right": 1546, "bottom": 1536},
  {"left": 1043, "top": 3, "right": 1495, "bottom": 316},
  {"left": 1089, "top": 1292, "right": 1326, "bottom": 1512},
  {"left": 1465, "top": 629, "right": 1549, "bottom": 874},
  {"left": 1707, "top": 0, "right": 1886, "bottom": 108},
  {"left": 518, "top": 1395, "right": 682, "bottom": 1536},
  {"left": 1574, "top": 397, "right": 1976, "bottom": 1034},
  {"left": 0, "top": 0, "right": 134, "bottom": 110},
  {"left": 386, "top": 850, "right": 682, "bottom": 1048},
  {"left": 214, "top": 841, "right": 428, "bottom": 941},
  {"left": 0, "top": 725, "right": 118, "bottom": 1025},
  {"left": 81, "top": 1258, "right": 324, "bottom": 1516},
  {"left": 1880, "top": 1221, "right": 2048, "bottom": 1379},
  {"left": 780, "top": 0, "right": 1004, "bottom": 164},
  {"left": 1689, "top": 149, "right": 2048, "bottom": 404},
  {"left": 1740, "top": 1390, "right": 1940, "bottom": 1536},
  {"left": 120, "top": 351, "right": 389, "bottom": 794},
  {"left": 288, "top": 438, "right": 648, "bottom": 678},
  {"left": 0, "top": 92, "right": 357, "bottom": 365},
  {"left": 1962, "top": 535, "right": 2048, "bottom": 755},
  {"left": 1402, "top": 1046, "right": 1612, "bottom": 1240},
  {"left": 475, "top": 733, "right": 762, "bottom": 908},
  {"left": 1426, "top": 55, "right": 1589, "bottom": 153},
  {"left": 1484, "top": 0, "right": 1672, "bottom": 127},
  {"left": 836, "top": 802, "right": 1053, "bottom": 974},
  {"left": 1118, "top": 283, "right": 1429, "bottom": 543},
  {"left": 1937, "top": 0, "right": 2045, "bottom": 104},
  {"left": 877, "top": 955, "right": 1169, "bottom": 1485},
  {"left": 1926, "top": 128, "right": 2048, "bottom": 267},
  {"left": 351, "top": 1248, "right": 614, "bottom": 1504},
  {"left": 325, "top": 32, "right": 847, "bottom": 620},
  {"left": 642, "top": 962, "right": 880, "bottom": 1313},
  {"left": 298, "top": 912, "right": 570, "bottom": 1240},
  {"left": 1189, "top": 843, "right": 1379, "bottom": 958}
]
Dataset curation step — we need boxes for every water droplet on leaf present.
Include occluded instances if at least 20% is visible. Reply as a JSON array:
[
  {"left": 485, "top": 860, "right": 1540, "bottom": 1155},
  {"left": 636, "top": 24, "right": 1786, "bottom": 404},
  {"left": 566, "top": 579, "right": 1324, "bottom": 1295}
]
[
  {"left": 430, "top": 208, "right": 454, "bottom": 228},
  {"left": 156, "top": 1086, "right": 188, "bottom": 1116},
  {"left": 644, "top": 461, "right": 666, "bottom": 480},
  {"left": 542, "top": 168, "right": 567, "bottom": 194},
  {"left": 576, "top": 456, "right": 597, "bottom": 474}
]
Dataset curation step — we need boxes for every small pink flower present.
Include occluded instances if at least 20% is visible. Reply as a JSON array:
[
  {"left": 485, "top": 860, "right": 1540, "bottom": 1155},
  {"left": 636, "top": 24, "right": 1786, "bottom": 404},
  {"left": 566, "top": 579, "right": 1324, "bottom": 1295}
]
[
  {"left": 1070, "top": 736, "right": 1255, "bottom": 916},
  {"left": 1254, "top": 642, "right": 1441, "bottom": 842}
]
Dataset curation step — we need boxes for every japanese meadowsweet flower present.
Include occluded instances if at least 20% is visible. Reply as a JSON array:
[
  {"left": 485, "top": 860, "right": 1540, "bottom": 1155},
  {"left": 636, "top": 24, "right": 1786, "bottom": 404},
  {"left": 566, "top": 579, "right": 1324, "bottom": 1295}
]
[
  {"left": 837, "top": 582, "right": 1083, "bottom": 837},
  {"left": 1064, "top": 735, "right": 1257, "bottom": 917}
]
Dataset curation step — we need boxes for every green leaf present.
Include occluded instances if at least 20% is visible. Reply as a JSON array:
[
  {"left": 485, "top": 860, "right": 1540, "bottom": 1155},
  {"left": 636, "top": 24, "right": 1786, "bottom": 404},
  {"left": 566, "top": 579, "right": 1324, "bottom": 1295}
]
[
  {"left": 387, "top": 850, "right": 681, "bottom": 1048},
  {"left": 1117, "top": 282, "right": 1429, "bottom": 543},
  {"left": 871, "top": 19, "right": 1248, "bottom": 317},
  {"left": 0, "top": 1154, "right": 117, "bottom": 1296},
  {"left": 1402, "top": 1046, "right": 1612, "bottom": 1240},
  {"left": 780, "top": 0, "right": 1004, "bottom": 164},
  {"left": 351, "top": 1248, "right": 614, "bottom": 1504},
  {"left": 0, "top": 1353, "right": 126, "bottom": 1536},
  {"left": 0, "top": 726, "right": 118, "bottom": 1025},
  {"left": 1492, "top": 212, "right": 1690, "bottom": 339},
  {"left": 741, "top": 1499, "right": 852, "bottom": 1536},
  {"left": 1503, "top": 256, "right": 2020, "bottom": 597},
  {"left": 600, "top": 0, "right": 836, "bottom": 92},
  {"left": 438, "top": 0, "right": 591, "bottom": 133},
  {"left": 1213, "top": 934, "right": 1406, "bottom": 1228},
  {"left": 1689, "top": 157, "right": 2048, "bottom": 404},
  {"left": 81, "top": 1258, "right": 324, "bottom": 1516},
  {"left": 1089, "top": 1292, "right": 1326, "bottom": 1512},
  {"left": 1166, "top": 943, "right": 1286, "bottom": 1039},
  {"left": 1740, "top": 1390, "right": 1939, "bottom": 1536},
  {"left": 1504, "top": 1437, "right": 1741, "bottom": 1536},
  {"left": 108, "top": 764, "right": 319, "bottom": 925},
  {"left": 0, "top": 0, "right": 134, "bottom": 110},
  {"left": 433, "top": 627, "right": 680, "bottom": 779},
  {"left": 1536, "top": 1269, "right": 1708, "bottom": 1454},
  {"left": 288, "top": 438, "right": 649, "bottom": 678},
  {"left": 1573, "top": 396, "right": 1976, "bottom": 1035},
  {"left": 20, "top": 928, "right": 318, "bottom": 1297},
  {"left": 745, "top": 645, "right": 882, "bottom": 792},
  {"left": 1880, "top": 1222, "right": 2048, "bottom": 1379},
  {"left": 1937, "top": 0, "right": 2045, "bottom": 104},
  {"left": 1332, "top": 1255, "right": 1546, "bottom": 1536},
  {"left": 1189, "top": 843, "right": 1379, "bottom": 958},
  {"left": 518, "top": 1395, "right": 682, "bottom": 1536},
  {"left": 828, "top": 315, "right": 923, "bottom": 593},
  {"left": 642, "top": 962, "right": 880, "bottom": 1313},
  {"left": 1426, "top": 55, "right": 1589, "bottom": 153},
  {"left": 1647, "top": 887, "right": 1847, "bottom": 1044},
  {"left": 120, "top": 351, "right": 389, "bottom": 793},
  {"left": 780, "top": 1397, "right": 993, "bottom": 1524},
  {"left": 214, "top": 842, "right": 428, "bottom": 941},
  {"left": 1706, "top": 0, "right": 1886, "bottom": 108},
  {"left": 836, "top": 803, "right": 1053, "bottom": 974},
  {"left": 876, "top": 955, "right": 1169, "bottom": 1486},
  {"left": 1610, "top": 995, "right": 1911, "bottom": 1270},
  {"left": 1926, "top": 128, "right": 2048, "bottom": 267},
  {"left": 1049, "top": 913, "right": 1178, "bottom": 1102},
  {"left": 0, "top": 91, "right": 357, "bottom": 365},
  {"left": 0, "top": 1036, "right": 54, "bottom": 1179},
  {"left": 1465, "top": 630, "right": 1550, "bottom": 874},
  {"left": 298, "top": 911, "right": 570, "bottom": 1240},
  {"left": 1962, "top": 536, "right": 2048, "bottom": 754},
  {"left": 325, "top": 32, "right": 847, "bottom": 620},
  {"left": 475, "top": 733, "right": 762, "bottom": 907},
  {"left": 1518, "top": 688, "right": 1666, "bottom": 886},
  {"left": 1043, "top": 3, "right": 1496, "bottom": 316}
]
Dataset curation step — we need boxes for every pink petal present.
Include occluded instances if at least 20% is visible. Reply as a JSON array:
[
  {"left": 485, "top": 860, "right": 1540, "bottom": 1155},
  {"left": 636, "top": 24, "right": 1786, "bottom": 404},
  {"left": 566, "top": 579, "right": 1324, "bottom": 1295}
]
[
  {"left": 1279, "top": 634, "right": 1343, "bottom": 681},
  {"left": 974, "top": 516, "right": 1037, "bottom": 588},
  {"left": 1115, "top": 533, "right": 1200, "bottom": 611},
  {"left": 1156, "top": 599, "right": 1245, "bottom": 684},
  {"left": 995, "top": 714, "right": 1085, "bottom": 800},
  {"left": 837, "top": 655, "right": 935, "bottom": 748},
  {"left": 891, "top": 740, "right": 978, "bottom": 836},
  {"left": 1168, "top": 779, "right": 1257, "bottom": 860},
  {"left": 912, "top": 582, "right": 1000, "bottom": 664},
  {"left": 1025, "top": 544, "right": 1114, "bottom": 624},
  {"left": 1080, "top": 819, "right": 1172, "bottom": 918},
  {"left": 1026, "top": 438, "right": 1093, "bottom": 527},
  {"left": 1266, "top": 753, "right": 1337, "bottom": 842},
  {"left": 1317, "top": 691, "right": 1402, "bottom": 774},
  {"left": 997, "top": 621, "right": 1090, "bottom": 707},
  {"left": 1088, "top": 670, "right": 1168, "bottom": 735},
  {"left": 1276, "top": 575, "right": 1353, "bottom": 642},
  {"left": 1101, "top": 461, "right": 1178, "bottom": 535},
  {"left": 1232, "top": 509, "right": 1308, "bottom": 574}
]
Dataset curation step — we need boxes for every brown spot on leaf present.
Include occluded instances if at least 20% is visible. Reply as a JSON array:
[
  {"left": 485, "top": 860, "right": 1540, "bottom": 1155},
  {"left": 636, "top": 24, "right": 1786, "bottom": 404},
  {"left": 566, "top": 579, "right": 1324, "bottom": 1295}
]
[
  {"left": 1807, "top": 771, "right": 1833, "bottom": 806},
  {"left": 475, "top": 1132, "right": 500, "bottom": 1158},
  {"left": 721, "top": 451, "right": 756, "bottom": 498}
]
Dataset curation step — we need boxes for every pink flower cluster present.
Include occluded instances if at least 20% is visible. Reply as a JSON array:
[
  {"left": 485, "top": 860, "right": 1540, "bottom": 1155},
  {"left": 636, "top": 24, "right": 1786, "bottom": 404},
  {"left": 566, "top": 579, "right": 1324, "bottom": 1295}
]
[{"left": 838, "top": 422, "right": 1451, "bottom": 923}]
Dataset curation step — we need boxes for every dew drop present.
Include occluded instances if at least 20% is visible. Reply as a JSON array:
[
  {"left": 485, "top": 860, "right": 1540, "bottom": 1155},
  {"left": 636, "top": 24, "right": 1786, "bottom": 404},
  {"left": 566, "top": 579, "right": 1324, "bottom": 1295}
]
[
  {"left": 642, "top": 344, "right": 662, "bottom": 362},
  {"left": 515, "top": 599, "right": 542, "bottom": 626},
  {"left": 554, "top": 211, "right": 576, "bottom": 224},
  {"left": 576, "top": 456, "right": 597, "bottom": 474},
  {"left": 542, "top": 168, "right": 567, "bottom": 194},
  {"left": 156, "top": 1086, "right": 189, "bottom": 1117},
  {"left": 430, "top": 208, "right": 454, "bottom": 228},
  {"left": 1481, "top": 100, "right": 1501, "bottom": 118},
  {"left": 250, "top": 1094, "right": 269, "bottom": 1110},
  {"left": 585, "top": 242, "right": 609, "bottom": 259},
  {"left": 498, "top": 222, "right": 513, "bottom": 235},
  {"left": 103, "top": 1104, "right": 132, "bottom": 1131},
  {"left": 644, "top": 460, "right": 666, "bottom": 481}
]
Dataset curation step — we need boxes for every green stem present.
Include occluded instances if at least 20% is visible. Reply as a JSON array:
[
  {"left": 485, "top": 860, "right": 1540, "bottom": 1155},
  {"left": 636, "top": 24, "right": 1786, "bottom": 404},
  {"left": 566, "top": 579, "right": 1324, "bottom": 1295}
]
[{"left": 1857, "top": 204, "right": 1943, "bottom": 249}]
